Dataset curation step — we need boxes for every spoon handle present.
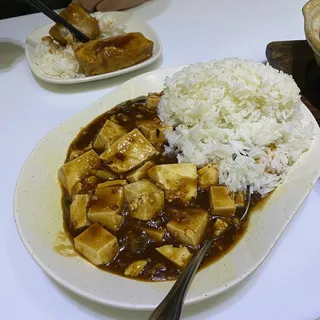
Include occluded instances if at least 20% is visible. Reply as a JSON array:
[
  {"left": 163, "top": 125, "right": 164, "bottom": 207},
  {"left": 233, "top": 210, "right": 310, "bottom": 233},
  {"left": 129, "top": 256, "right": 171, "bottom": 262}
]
[
  {"left": 149, "top": 186, "right": 252, "bottom": 320},
  {"left": 148, "top": 238, "right": 214, "bottom": 320}
]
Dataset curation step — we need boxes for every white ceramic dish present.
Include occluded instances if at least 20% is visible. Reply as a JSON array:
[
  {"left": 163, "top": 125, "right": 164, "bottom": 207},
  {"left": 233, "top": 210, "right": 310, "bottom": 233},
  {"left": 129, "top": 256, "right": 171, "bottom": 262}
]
[
  {"left": 14, "top": 67, "right": 320, "bottom": 310},
  {"left": 25, "top": 12, "right": 162, "bottom": 84}
]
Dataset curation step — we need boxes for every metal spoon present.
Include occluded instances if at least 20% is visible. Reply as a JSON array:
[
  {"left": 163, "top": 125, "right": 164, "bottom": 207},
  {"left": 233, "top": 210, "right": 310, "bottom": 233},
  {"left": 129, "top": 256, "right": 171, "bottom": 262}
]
[{"left": 148, "top": 185, "right": 252, "bottom": 320}]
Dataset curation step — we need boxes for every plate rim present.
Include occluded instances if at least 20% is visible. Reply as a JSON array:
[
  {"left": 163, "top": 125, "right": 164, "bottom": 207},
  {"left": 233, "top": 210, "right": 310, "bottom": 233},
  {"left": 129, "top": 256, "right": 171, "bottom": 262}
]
[
  {"left": 24, "top": 11, "right": 163, "bottom": 85},
  {"left": 14, "top": 66, "right": 320, "bottom": 310}
]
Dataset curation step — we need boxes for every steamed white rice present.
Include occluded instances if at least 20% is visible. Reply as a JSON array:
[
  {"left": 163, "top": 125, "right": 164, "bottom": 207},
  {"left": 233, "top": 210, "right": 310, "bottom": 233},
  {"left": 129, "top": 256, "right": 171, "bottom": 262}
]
[
  {"left": 158, "top": 58, "right": 315, "bottom": 196},
  {"left": 34, "top": 14, "right": 126, "bottom": 79}
]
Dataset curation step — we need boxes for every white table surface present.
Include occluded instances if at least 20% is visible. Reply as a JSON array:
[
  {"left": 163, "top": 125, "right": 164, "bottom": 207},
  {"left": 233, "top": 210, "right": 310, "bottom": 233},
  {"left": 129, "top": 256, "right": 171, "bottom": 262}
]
[{"left": 1, "top": 0, "right": 319, "bottom": 319}]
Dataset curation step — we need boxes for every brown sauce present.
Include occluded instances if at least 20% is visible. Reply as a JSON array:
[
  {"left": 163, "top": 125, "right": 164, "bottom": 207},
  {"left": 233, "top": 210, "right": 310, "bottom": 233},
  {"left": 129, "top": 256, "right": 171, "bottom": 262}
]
[{"left": 61, "top": 96, "right": 267, "bottom": 282}]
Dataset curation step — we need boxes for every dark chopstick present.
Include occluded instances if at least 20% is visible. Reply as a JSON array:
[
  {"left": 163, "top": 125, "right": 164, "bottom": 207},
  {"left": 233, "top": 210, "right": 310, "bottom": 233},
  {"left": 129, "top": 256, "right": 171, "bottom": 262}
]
[{"left": 25, "top": 0, "right": 90, "bottom": 43}]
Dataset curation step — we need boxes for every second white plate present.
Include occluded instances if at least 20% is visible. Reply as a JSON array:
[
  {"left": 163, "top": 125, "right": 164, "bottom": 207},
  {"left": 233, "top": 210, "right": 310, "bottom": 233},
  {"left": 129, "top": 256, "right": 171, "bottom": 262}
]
[{"left": 25, "top": 11, "right": 162, "bottom": 84}]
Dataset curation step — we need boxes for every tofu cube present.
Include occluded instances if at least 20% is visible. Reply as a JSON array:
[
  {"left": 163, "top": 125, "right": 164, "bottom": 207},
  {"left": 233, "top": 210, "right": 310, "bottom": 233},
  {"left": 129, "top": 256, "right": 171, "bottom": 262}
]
[
  {"left": 74, "top": 223, "right": 119, "bottom": 266},
  {"left": 94, "top": 169, "right": 117, "bottom": 180},
  {"left": 124, "top": 179, "right": 164, "bottom": 220},
  {"left": 198, "top": 164, "right": 219, "bottom": 189},
  {"left": 69, "top": 149, "right": 84, "bottom": 160},
  {"left": 126, "top": 161, "right": 155, "bottom": 183},
  {"left": 93, "top": 120, "right": 128, "bottom": 151},
  {"left": 209, "top": 186, "right": 235, "bottom": 217},
  {"left": 234, "top": 192, "right": 245, "bottom": 207},
  {"left": 88, "top": 186, "right": 124, "bottom": 231},
  {"left": 148, "top": 164, "right": 197, "bottom": 203},
  {"left": 214, "top": 218, "right": 229, "bottom": 237},
  {"left": 70, "top": 194, "right": 90, "bottom": 230},
  {"left": 136, "top": 119, "right": 171, "bottom": 150},
  {"left": 156, "top": 245, "right": 192, "bottom": 268},
  {"left": 146, "top": 93, "right": 161, "bottom": 110},
  {"left": 141, "top": 227, "right": 165, "bottom": 242},
  {"left": 58, "top": 149, "right": 101, "bottom": 195},
  {"left": 97, "top": 180, "right": 127, "bottom": 188},
  {"left": 100, "top": 129, "right": 158, "bottom": 173},
  {"left": 124, "top": 260, "right": 148, "bottom": 277},
  {"left": 167, "top": 208, "right": 209, "bottom": 246}
]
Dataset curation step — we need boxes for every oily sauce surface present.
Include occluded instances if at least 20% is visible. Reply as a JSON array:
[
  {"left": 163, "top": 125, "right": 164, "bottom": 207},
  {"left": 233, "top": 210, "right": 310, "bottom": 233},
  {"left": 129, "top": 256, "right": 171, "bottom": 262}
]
[{"left": 61, "top": 96, "right": 265, "bottom": 282}]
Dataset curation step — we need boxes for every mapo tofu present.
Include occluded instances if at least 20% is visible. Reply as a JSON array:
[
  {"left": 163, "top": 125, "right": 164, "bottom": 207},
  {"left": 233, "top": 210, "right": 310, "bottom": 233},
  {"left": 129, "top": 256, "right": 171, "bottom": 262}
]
[
  {"left": 136, "top": 119, "right": 171, "bottom": 150},
  {"left": 58, "top": 149, "right": 100, "bottom": 195},
  {"left": 70, "top": 194, "right": 90, "bottom": 230},
  {"left": 74, "top": 223, "right": 119, "bottom": 266},
  {"left": 167, "top": 208, "right": 209, "bottom": 247},
  {"left": 124, "top": 179, "right": 164, "bottom": 220},
  {"left": 93, "top": 120, "right": 128, "bottom": 151},
  {"left": 59, "top": 95, "right": 262, "bottom": 282},
  {"left": 88, "top": 185, "right": 124, "bottom": 231},
  {"left": 148, "top": 164, "right": 198, "bottom": 203},
  {"left": 100, "top": 128, "right": 158, "bottom": 173}
]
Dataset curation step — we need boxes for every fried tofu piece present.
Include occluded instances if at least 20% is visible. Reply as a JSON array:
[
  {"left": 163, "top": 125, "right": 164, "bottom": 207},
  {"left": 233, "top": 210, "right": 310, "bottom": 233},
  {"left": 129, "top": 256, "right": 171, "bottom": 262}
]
[
  {"left": 214, "top": 218, "right": 229, "bottom": 237},
  {"left": 88, "top": 186, "right": 124, "bottom": 231},
  {"left": 70, "top": 194, "right": 90, "bottom": 230},
  {"left": 93, "top": 120, "right": 128, "bottom": 151},
  {"left": 49, "top": 3, "right": 99, "bottom": 46},
  {"left": 124, "top": 260, "right": 148, "bottom": 277},
  {"left": 141, "top": 227, "right": 165, "bottom": 242},
  {"left": 74, "top": 223, "right": 119, "bottom": 266},
  {"left": 126, "top": 161, "right": 155, "bottom": 183},
  {"left": 97, "top": 180, "right": 127, "bottom": 188},
  {"left": 156, "top": 245, "right": 192, "bottom": 268},
  {"left": 198, "top": 164, "right": 219, "bottom": 190},
  {"left": 146, "top": 93, "right": 161, "bottom": 110},
  {"left": 209, "top": 186, "right": 235, "bottom": 217},
  {"left": 148, "top": 164, "right": 197, "bottom": 203},
  {"left": 74, "top": 33, "right": 154, "bottom": 76},
  {"left": 167, "top": 208, "right": 209, "bottom": 247},
  {"left": 136, "top": 119, "right": 171, "bottom": 150},
  {"left": 100, "top": 129, "right": 157, "bottom": 173},
  {"left": 58, "top": 150, "right": 101, "bottom": 195},
  {"left": 124, "top": 179, "right": 164, "bottom": 220}
]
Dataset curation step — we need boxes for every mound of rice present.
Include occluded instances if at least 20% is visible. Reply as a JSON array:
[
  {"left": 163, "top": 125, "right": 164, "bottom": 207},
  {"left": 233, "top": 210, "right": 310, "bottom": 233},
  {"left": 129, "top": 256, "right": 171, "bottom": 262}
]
[
  {"left": 91, "top": 12, "right": 126, "bottom": 39},
  {"left": 34, "top": 14, "right": 126, "bottom": 79},
  {"left": 158, "top": 58, "right": 315, "bottom": 195}
]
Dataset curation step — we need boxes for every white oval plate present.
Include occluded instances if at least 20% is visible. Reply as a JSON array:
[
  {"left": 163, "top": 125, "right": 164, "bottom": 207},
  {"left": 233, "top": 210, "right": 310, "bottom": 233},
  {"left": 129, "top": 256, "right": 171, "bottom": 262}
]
[
  {"left": 14, "top": 67, "right": 320, "bottom": 310},
  {"left": 25, "top": 12, "right": 162, "bottom": 84}
]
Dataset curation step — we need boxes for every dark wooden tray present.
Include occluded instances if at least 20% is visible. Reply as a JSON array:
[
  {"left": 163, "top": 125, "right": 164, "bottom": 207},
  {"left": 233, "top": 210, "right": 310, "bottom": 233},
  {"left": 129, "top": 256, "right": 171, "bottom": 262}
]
[{"left": 266, "top": 40, "right": 320, "bottom": 124}]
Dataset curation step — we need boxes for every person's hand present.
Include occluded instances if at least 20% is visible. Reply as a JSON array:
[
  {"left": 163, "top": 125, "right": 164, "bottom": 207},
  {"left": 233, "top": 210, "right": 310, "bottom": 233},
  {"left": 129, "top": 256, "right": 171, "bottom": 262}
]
[{"left": 73, "top": 0, "right": 148, "bottom": 12}]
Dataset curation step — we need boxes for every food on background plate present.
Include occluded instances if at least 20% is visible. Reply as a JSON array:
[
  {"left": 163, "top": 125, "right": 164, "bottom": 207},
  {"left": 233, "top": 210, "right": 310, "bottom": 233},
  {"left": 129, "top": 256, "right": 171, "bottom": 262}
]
[
  {"left": 34, "top": 3, "right": 154, "bottom": 78},
  {"left": 74, "top": 33, "right": 153, "bottom": 77},
  {"left": 58, "top": 58, "right": 314, "bottom": 281},
  {"left": 49, "top": 3, "right": 100, "bottom": 46}
]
